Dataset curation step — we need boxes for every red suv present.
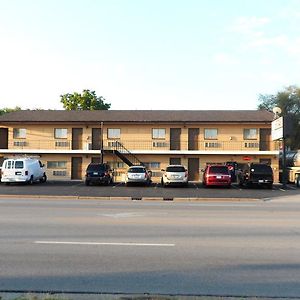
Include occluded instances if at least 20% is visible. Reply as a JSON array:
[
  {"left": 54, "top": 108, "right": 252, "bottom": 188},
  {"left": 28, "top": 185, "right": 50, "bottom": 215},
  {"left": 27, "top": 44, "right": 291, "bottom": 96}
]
[{"left": 203, "top": 165, "right": 231, "bottom": 188}]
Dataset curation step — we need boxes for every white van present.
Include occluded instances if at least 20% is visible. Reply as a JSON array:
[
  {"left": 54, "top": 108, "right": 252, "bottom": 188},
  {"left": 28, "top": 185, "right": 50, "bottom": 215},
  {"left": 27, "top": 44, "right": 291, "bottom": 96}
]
[{"left": 1, "top": 158, "right": 47, "bottom": 184}]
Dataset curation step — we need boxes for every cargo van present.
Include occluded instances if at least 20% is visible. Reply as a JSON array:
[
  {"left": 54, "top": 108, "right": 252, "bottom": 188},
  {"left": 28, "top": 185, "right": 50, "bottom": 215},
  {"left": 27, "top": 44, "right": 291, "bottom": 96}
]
[{"left": 1, "top": 158, "right": 47, "bottom": 184}]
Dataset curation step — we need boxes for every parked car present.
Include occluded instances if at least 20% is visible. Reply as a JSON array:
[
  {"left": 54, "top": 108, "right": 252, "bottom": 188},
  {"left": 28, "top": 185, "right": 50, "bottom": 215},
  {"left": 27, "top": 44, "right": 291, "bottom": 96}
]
[
  {"left": 125, "top": 165, "right": 151, "bottom": 186},
  {"left": 1, "top": 158, "right": 47, "bottom": 185},
  {"left": 161, "top": 165, "right": 188, "bottom": 187},
  {"left": 85, "top": 163, "right": 113, "bottom": 186},
  {"left": 202, "top": 165, "right": 231, "bottom": 188},
  {"left": 237, "top": 163, "right": 273, "bottom": 189}
]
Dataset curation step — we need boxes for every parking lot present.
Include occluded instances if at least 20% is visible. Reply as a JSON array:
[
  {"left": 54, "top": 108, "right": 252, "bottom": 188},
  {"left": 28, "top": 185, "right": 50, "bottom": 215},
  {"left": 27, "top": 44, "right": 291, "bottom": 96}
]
[{"left": 0, "top": 180, "right": 299, "bottom": 200}]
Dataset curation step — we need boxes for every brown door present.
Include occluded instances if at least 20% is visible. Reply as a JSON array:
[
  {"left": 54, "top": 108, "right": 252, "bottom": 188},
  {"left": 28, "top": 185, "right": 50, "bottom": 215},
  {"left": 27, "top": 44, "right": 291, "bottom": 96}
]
[
  {"left": 259, "top": 128, "right": 271, "bottom": 151},
  {"left": 169, "top": 157, "right": 181, "bottom": 165},
  {"left": 188, "top": 128, "right": 199, "bottom": 150},
  {"left": 71, "top": 157, "right": 82, "bottom": 179},
  {"left": 72, "top": 128, "right": 83, "bottom": 150},
  {"left": 170, "top": 128, "right": 181, "bottom": 150},
  {"left": 0, "top": 128, "right": 8, "bottom": 149},
  {"left": 188, "top": 158, "right": 199, "bottom": 181},
  {"left": 92, "top": 128, "right": 101, "bottom": 150}
]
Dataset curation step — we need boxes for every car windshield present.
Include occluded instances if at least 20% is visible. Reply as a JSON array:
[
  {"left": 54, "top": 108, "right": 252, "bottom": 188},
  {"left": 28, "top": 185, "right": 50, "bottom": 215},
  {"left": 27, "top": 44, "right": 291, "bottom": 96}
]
[
  {"left": 166, "top": 166, "right": 185, "bottom": 172},
  {"left": 87, "top": 164, "right": 106, "bottom": 172},
  {"left": 209, "top": 166, "right": 229, "bottom": 174},
  {"left": 128, "top": 168, "right": 146, "bottom": 173},
  {"left": 15, "top": 161, "right": 24, "bottom": 169}
]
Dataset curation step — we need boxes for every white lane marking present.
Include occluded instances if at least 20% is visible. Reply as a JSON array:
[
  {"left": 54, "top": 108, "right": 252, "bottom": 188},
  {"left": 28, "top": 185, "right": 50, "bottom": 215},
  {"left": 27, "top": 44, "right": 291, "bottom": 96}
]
[{"left": 35, "top": 241, "right": 175, "bottom": 247}]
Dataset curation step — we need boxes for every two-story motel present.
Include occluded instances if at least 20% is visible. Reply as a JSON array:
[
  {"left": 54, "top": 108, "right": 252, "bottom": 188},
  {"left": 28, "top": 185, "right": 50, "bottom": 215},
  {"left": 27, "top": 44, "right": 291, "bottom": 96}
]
[{"left": 0, "top": 110, "right": 280, "bottom": 182}]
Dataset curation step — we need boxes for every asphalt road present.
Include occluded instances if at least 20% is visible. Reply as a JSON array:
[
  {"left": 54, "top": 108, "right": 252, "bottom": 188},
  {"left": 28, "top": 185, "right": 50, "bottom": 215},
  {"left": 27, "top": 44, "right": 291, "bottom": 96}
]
[
  {"left": 0, "top": 180, "right": 299, "bottom": 199},
  {"left": 1, "top": 196, "right": 300, "bottom": 298}
]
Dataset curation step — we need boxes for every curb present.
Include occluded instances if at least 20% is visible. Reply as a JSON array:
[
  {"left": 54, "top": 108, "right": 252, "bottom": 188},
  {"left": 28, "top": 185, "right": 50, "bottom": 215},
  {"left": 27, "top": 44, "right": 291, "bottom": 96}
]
[{"left": 0, "top": 194, "right": 261, "bottom": 202}]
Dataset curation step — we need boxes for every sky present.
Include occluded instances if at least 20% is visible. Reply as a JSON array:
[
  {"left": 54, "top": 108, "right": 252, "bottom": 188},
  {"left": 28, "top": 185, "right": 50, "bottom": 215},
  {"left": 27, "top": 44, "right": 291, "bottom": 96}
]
[{"left": 0, "top": 0, "right": 300, "bottom": 111}]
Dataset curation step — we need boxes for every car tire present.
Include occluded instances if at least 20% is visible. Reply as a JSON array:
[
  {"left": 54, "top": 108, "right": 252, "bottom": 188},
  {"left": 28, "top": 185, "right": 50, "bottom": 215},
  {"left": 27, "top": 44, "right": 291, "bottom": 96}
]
[
  {"left": 85, "top": 180, "right": 90, "bottom": 186},
  {"left": 28, "top": 176, "right": 34, "bottom": 185},
  {"left": 40, "top": 174, "right": 47, "bottom": 183}
]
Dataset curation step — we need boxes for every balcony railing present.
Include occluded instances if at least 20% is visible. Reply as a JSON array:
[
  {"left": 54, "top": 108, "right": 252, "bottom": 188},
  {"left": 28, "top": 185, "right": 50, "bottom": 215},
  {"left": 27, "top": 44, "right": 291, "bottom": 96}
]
[{"left": 6, "top": 139, "right": 281, "bottom": 152}]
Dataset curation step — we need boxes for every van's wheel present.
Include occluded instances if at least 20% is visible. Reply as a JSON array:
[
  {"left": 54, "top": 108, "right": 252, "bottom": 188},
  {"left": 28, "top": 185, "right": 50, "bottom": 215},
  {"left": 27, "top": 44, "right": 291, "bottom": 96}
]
[
  {"left": 28, "top": 176, "right": 34, "bottom": 185},
  {"left": 40, "top": 174, "right": 47, "bottom": 183}
]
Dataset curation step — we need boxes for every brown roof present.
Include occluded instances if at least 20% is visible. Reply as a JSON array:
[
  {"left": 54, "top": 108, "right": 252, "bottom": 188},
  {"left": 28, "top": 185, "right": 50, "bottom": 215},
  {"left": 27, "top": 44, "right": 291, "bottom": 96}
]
[{"left": 0, "top": 110, "right": 273, "bottom": 123}]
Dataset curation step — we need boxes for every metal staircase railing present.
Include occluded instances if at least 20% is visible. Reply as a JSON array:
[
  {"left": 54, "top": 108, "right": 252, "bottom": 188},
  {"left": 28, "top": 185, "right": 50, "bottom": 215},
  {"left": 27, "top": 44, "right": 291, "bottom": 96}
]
[{"left": 111, "top": 141, "right": 144, "bottom": 167}]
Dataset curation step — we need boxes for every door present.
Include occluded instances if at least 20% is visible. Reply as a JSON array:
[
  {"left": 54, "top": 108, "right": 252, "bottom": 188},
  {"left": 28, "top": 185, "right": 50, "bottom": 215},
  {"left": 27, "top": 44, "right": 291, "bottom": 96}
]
[
  {"left": 188, "top": 128, "right": 199, "bottom": 150},
  {"left": 169, "top": 157, "right": 181, "bottom": 165},
  {"left": 72, "top": 128, "right": 83, "bottom": 150},
  {"left": 71, "top": 157, "right": 82, "bottom": 179},
  {"left": 188, "top": 158, "right": 199, "bottom": 181},
  {"left": 92, "top": 128, "right": 101, "bottom": 150},
  {"left": 259, "top": 128, "right": 271, "bottom": 151},
  {"left": 0, "top": 128, "right": 8, "bottom": 149},
  {"left": 170, "top": 128, "right": 181, "bottom": 150}
]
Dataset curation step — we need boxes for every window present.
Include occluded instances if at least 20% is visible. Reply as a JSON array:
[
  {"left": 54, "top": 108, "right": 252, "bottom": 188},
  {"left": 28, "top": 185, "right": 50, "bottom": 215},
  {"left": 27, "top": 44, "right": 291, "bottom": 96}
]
[
  {"left": 54, "top": 128, "right": 68, "bottom": 139},
  {"left": 152, "top": 128, "right": 166, "bottom": 139},
  {"left": 144, "top": 162, "right": 161, "bottom": 169},
  {"left": 107, "top": 128, "right": 121, "bottom": 139},
  {"left": 204, "top": 128, "right": 218, "bottom": 140},
  {"left": 47, "top": 161, "right": 67, "bottom": 169},
  {"left": 15, "top": 161, "right": 24, "bottom": 169},
  {"left": 13, "top": 128, "right": 26, "bottom": 139},
  {"left": 244, "top": 128, "right": 257, "bottom": 140}
]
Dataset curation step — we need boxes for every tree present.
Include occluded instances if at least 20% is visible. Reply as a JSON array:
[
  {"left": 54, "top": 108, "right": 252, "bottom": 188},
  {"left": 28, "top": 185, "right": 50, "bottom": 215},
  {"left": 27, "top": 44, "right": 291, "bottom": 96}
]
[
  {"left": 60, "top": 89, "right": 111, "bottom": 110},
  {"left": 257, "top": 85, "right": 300, "bottom": 149},
  {"left": 0, "top": 106, "right": 21, "bottom": 116}
]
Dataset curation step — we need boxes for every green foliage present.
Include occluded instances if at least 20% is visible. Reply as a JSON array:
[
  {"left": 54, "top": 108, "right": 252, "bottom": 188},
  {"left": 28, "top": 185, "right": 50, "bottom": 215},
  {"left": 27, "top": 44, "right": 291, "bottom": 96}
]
[
  {"left": 257, "top": 85, "right": 300, "bottom": 149},
  {"left": 0, "top": 106, "right": 21, "bottom": 115},
  {"left": 60, "top": 89, "right": 110, "bottom": 110}
]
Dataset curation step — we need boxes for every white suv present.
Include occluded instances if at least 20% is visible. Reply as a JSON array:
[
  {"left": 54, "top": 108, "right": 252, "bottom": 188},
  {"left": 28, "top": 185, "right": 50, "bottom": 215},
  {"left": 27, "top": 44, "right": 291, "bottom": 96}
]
[{"left": 161, "top": 165, "right": 188, "bottom": 187}]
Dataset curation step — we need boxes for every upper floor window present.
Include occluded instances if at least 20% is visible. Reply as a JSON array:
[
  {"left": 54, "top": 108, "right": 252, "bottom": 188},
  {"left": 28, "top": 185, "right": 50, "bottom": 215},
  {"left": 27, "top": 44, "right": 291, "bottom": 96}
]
[
  {"left": 13, "top": 128, "right": 26, "bottom": 139},
  {"left": 244, "top": 128, "right": 257, "bottom": 140},
  {"left": 54, "top": 128, "right": 68, "bottom": 139},
  {"left": 204, "top": 128, "right": 218, "bottom": 140},
  {"left": 152, "top": 128, "right": 166, "bottom": 139},
  {"left": 107, "top": 128, "right": 121, "bottom": 139}
]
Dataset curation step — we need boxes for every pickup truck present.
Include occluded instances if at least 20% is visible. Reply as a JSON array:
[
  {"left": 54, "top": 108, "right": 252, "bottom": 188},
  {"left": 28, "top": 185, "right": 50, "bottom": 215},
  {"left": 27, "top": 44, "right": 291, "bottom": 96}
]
[{"left": 237, "top": 163, "right": 273, "bottom": 189}]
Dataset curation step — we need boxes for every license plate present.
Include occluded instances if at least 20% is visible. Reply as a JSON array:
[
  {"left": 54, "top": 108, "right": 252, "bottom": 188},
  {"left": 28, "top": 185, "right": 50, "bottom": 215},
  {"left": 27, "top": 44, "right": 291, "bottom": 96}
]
[
  {"left": 259, "top": 179, "right": 264, "bottom": 183},
  {"left": 217, "top": 176, "right": 221, "bottom": 179},
  {"left": 93, "top": 172, "right": 98, "bottom": 175}
]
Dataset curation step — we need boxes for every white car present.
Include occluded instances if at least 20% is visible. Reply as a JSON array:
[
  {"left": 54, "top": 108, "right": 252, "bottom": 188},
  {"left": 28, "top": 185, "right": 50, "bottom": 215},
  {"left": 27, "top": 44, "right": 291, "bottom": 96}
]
[
  {"left": 1, "top": 158, "right": 47, "bottom": 185},
  {"left": 125, "top": 165, "right": 151, "bottom": 186},
  {"left": 161, "top": 165, "right": 188, "bottom": 187}
]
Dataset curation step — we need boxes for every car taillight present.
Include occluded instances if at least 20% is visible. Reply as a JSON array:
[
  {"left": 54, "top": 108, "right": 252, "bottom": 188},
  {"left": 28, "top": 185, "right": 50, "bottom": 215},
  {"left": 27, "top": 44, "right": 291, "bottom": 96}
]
[
  {"left": 185, "top": 171, "right": 188, "bottom": 177},
  {"left": 145, "top": 172, "right": 147, "bottom": 178},
  {"left": 105, "top": 171, "right": 109, "bottom": 176},
  {"left": 25, "top": 171, "right": 28, "bottom": 175}
]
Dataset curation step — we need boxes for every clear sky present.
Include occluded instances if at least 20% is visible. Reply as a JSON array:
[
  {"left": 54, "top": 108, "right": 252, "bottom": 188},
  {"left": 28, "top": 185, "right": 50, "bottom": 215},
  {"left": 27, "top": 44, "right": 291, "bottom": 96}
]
[{"left": 0, "top": 0, "right": 299, "bottom": 110}]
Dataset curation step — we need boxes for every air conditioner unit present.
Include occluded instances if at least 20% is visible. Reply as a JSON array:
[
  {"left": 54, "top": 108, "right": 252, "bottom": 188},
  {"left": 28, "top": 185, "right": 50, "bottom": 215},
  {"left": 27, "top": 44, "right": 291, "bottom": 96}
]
[
  {"left": 204, "top": 142, "right": 220, "bottom": 148},
  {"left": 153, "top": 142, "right": 167, "bottom": 147},
  {"left": 14, "top": 141, "right": 27, "bottom": 147},
  {"left": 244, "top": 142, "right": 259, "bottom": 148}
]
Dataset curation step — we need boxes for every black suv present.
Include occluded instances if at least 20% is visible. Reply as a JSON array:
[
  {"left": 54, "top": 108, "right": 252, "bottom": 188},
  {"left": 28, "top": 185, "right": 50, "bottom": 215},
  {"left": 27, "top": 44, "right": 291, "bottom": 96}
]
[
  {"left": 237, "top": 163, "right": 273, "bottom": 189},
  {"left": 85, "top": 163, "right": 113, "bottom": 186}
]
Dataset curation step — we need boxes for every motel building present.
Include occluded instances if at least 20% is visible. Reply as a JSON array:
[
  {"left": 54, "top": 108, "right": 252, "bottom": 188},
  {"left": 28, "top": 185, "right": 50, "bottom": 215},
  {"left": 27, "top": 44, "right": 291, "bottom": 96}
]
[{"left": 0, "top": 110, "right": 280, "bottom": 183}]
